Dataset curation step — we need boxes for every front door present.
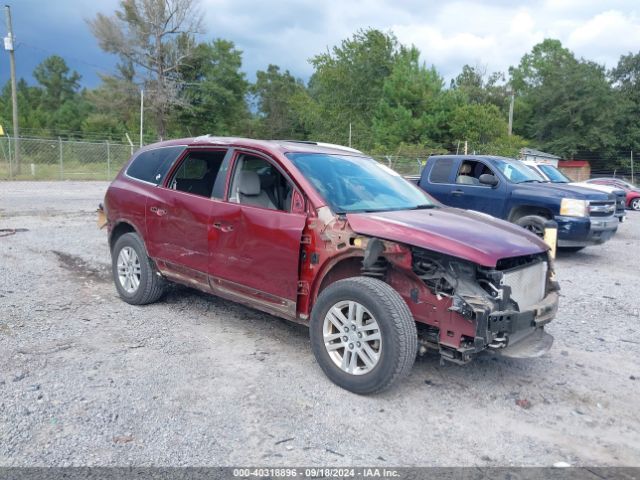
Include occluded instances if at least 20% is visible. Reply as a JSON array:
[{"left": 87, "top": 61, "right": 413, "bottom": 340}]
[
  {"left": 208, "top": 152, "right": 306, "bottom": 315},
  {"left": 446, "top": 159, "right": 506, "bottom": 218}
]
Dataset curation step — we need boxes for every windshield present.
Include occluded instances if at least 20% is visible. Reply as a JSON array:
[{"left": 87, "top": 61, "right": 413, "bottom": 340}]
[
  {"left": 494, "top": 159, "right": 546, "bottom": 183},
  {"left": 539, "top": 164, "right": 572, "bottom": 183},
  {"left": 287, "top": 153, "right": 434, "bottom": 213}
]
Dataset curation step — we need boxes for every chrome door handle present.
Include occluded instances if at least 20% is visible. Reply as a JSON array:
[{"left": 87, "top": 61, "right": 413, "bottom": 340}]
[
  {"left": 150, "top": 206, "right": 167, "bottom": 216},
  {"left": 213, "top": 222, "right": 234, "bottom": 233},
  {"left": 451, "top": 189, "right": 464, "bottom": 196}
]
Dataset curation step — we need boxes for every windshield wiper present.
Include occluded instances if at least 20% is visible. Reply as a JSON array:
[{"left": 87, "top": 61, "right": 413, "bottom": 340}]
[
  {"left": 411, "top": 204, "right": 435, "bottom": 210},
  {"left": 518, "top": 179, "right": 542, "bottom": 183}
]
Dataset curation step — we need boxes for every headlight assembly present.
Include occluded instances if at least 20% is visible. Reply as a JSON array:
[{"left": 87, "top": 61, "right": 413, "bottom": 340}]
[{"left": 560, "top": 198, "right": 588, "bottom": 217}]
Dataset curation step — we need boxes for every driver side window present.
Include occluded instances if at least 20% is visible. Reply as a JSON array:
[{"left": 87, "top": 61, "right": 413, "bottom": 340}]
[
  {"left": 456, "top": 160, "right": 494, "bottom": 186},
  {"left": 228, "top": 154, "right": 293, "bottom": 212}
]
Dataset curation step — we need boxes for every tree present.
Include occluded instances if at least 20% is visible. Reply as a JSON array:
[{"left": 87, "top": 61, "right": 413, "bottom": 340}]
[
  {"left": 610, "top": 51, "right": 640, "bottom": 153},
  {"left": 372, "top": 46, "right": 446, "bottom": 147},
  {"left": 307, "top": 29, "right": 402, "bottom": 148},
  {"left": 252, "top": 64, "right": 309, "bottom": 139},
  {"left": 509, "top": 40, "right": 616, "bottom": 161},
  {"left": 451, "top": 64, "right": 509, "bottom": 111},
  {"left": 171, "top": 39, "right": 250, "bottom": 137},
  {"left": 89, "top": 0, "right": 203, "bottom": 138}
]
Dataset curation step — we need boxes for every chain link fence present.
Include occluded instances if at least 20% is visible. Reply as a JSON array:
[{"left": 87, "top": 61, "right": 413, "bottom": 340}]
[{"left": 0, "top": 137, "right": 135, "bottom": 181}]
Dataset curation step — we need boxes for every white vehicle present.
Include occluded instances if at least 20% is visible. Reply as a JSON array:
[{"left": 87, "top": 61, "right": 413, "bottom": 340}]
[{"left": 521, "top": 160, "right": 627, "bottom": 223}]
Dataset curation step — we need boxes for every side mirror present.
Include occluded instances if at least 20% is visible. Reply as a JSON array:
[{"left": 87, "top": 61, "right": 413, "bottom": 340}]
[
  {"left": 291, "top": 190, "right": 306, "bottom": 214},
  {"left": 479, "top": 174, "right": 498, "bottom": 187}
]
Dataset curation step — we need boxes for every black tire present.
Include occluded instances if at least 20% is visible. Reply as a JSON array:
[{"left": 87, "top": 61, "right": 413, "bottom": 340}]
[
  {"left": 310, "top": 277, "right": 418, "bottom": 394},
  {"left": 558, "top": 246, "right": 585, "bottom": 252},
  {"left": 631, "top": 198, "right": 640, "bottom": 211},
  {"left": 111, "top": 232, "right": 166, "bottom": 305},
  {"left": 515, "top": 214, "right": 547, "bottom": 238}
]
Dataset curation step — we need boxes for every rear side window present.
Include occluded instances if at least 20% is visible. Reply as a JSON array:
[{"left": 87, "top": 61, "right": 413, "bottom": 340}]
[
  {"left": 428, "top": 157, "right": 454, "bottom": 184},
  {"left": 126, "top": 146, "right": 185, "bottom": 185}
]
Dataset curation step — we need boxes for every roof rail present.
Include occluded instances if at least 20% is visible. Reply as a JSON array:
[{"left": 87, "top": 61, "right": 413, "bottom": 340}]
[{"left": 276, "top": 139, "right": 363, "bottom": 154}]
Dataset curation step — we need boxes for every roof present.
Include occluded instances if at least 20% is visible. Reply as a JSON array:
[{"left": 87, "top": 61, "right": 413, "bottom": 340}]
[
  {"left": 558, "top": 160, "right": 590, "bottom": 168},
  {"left": 137, "top": 136, "right": 365, "bottom": 156},
  {"left": 521, "top": 148, "right": 561, "bottom": 160}
]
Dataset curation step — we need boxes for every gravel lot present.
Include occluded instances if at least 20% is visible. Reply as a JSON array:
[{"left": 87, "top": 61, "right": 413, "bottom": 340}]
[{"left": 1, "top": 181, "right": 639, "bottom": 467}]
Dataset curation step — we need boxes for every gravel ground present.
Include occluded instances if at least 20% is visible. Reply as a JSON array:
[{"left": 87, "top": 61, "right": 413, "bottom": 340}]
[{"left": 1, "top": 181, "right": 639, "bottom": 467}]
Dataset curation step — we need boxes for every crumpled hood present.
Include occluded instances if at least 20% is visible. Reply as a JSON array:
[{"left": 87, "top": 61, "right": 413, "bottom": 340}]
[{"left": 347, "top": 207, "right": 549, "bottom": 267}]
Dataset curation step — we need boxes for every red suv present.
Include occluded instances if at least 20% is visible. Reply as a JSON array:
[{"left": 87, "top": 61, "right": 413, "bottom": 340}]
[{"left": 102, "top": 137, "right": 559, "bottom": 393}]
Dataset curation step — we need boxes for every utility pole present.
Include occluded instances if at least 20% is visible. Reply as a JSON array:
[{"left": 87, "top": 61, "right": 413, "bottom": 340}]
[
  {"left": 348, "top": 122, "right": 352, "bottom": 148},
  {"left": 4, "top": 5, "right": 19, "bottom": 174},
  {"left": 508, "top": 90, "right": 515, "bottom": 136},
  {"left": 139, "top": 89, "right": 144, "bottom": 148},
  {"left": 632, "top": 150, "right": 634, "bottom": 185}
]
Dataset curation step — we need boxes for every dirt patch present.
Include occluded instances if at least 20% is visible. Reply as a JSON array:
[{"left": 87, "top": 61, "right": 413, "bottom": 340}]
[{"left": 52, "top": 250, "right": 110, "bottom": 283}]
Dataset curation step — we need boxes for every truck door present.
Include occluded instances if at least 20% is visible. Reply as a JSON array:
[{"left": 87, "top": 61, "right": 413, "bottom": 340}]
[{"left": 446, "top": 159, "right": 507, "bottom": 218}]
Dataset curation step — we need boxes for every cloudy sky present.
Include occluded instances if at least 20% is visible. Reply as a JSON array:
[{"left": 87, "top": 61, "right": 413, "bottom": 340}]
[{"left": 2, "top": 0, "right": 639, "bottom": 88}]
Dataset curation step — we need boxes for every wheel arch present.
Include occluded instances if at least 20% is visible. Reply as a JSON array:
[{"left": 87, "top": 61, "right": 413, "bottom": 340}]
[
  {"left": 508, "top": 205, "right": 553, "bottom": 222},
  {"left": 109, "top": 220, "right": 145, "bottom": 252}
]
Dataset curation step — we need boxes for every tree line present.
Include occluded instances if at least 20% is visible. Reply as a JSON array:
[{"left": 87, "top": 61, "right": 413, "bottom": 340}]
[{"left": 1, "top": 0, "right": 638, "bottom": 170}]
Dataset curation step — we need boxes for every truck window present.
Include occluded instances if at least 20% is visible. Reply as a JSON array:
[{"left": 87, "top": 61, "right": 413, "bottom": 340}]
[
  {"left": 455, "top": 160, "right": 495, "bottom": 185},
  {"left": 126, "top": 146, "right": 186, "bottom": 185},
  {"left": 429, "top": 158, "right": 454, "bottom": 183},
  {"left": 168, "top": 150, "right": 226, "bottom": 198}
]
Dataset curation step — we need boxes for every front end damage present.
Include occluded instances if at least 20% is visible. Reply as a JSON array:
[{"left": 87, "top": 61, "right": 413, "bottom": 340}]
[
  {"left": 305, "top": 211, "right": 559, "bottom": 365},
  {"left": 408, "top": 248, "right": 559, "bottom": 363}
]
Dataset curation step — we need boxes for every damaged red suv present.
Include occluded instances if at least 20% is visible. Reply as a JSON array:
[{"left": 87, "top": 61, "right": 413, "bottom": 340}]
[{"left": 102, "top": 137, "right": 559, "bottom": 393}]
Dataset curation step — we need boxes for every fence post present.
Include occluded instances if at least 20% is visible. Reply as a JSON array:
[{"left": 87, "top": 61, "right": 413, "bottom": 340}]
[
  {"left": 7, "top": 135, "right": 12, "bottom": 180},
  {"left": 106, "top": 140, "right": 111, "bottom": 180},
  {"left": 58, "top": 137, "right": 63, "bottom": 180}
]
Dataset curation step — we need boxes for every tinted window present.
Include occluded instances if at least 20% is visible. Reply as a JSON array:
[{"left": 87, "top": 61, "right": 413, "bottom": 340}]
[
  {"left": 428, "top": 158, "right": 454, "bottom": 184},
  {"left": 126, "top": 146, "right": 185, "bottom": 184},
  {"left": 539, "top": 164, "right": 571, "bottom": 183}
]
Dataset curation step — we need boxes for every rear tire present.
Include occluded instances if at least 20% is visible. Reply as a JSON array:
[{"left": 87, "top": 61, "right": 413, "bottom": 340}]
[
  {"left": 631, "top": 198, "right": 640, "bottom": 211},
  {"left": 515, "top": 215, "right": 547, "bottom": 238},
  {"left": 112, "top": 232, "right": 166, "bottom": 305},
  {"left": 310, "top": 277, "right": 417, "bottom": 394}
]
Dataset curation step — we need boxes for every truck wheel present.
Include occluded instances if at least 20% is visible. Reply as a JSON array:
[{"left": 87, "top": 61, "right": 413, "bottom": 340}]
[
  {"left": 515, "top": 215, "right": 547, "bottom": 238},
  {"left": 558, "top": 246, "right": 584, "bottom": 252},
  {"left": 631, "top": 198, "right": 640, "bottom": 211},
  {"left": 112, "top": 232, "right": 166, "bottom": 305},
  {"left": 310, "top": 277, "right": 417, "bottom": 394}
]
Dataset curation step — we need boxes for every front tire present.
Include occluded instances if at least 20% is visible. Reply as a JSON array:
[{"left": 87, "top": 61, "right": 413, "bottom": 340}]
[
  {"left": 310, "top": 277, "right": 417, "bottom": 394},
  {"left": 112, "top": 232, "right": 166, "bottom": 305},
  {"left": 515, "top": 214, "right": 547, "bottom": 238}
]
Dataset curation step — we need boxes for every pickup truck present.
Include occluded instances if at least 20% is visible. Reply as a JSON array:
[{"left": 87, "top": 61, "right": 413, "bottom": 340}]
[
  {"left": 417, "top": 155, "right": 618, "bottom": 251},
  {"left": 102, "top": 138, "right": 559, "bottom": 394},
  {"left": 520, "top": 160, "right": 627, "bottom": 223}
]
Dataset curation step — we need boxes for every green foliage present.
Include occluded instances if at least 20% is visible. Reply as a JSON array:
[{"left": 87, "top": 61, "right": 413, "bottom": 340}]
[
  {"left": 252, "top": 64, "right": 309, "bottom": 139},
  {"left": 171, "top": 39, "right": 250, "bottom": 137}
]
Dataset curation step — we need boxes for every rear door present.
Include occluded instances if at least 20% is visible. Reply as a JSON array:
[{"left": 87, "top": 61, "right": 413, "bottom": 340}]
[
  {"left": 208, "top": 150, "right": 307, "bottom": 316},
  {"left": 145, "top": 148, "right": 230, "bottom": 287},
  {"left": 419, "top": 157, "right": 457, "bottom": 203}
]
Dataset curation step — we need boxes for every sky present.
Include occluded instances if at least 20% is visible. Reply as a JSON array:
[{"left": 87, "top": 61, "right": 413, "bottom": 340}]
[{"left": 1, "top": 0, "right": 639, "bottom": 89}]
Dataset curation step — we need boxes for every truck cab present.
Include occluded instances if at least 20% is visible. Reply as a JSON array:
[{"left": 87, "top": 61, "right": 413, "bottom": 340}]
[{"left": 419, "top": 155, "right": 618, "bottom": 250}]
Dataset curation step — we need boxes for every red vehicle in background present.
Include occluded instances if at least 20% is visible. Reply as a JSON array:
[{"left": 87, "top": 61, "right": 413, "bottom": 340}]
[
  {"left": 102, "top": 137, "right": 558, "bottom": 393},
  {"left": 585, "top": 178, "right": 640, "bottom": 211}
]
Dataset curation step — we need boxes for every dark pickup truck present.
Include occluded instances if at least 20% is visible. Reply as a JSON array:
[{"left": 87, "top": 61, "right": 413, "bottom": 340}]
[{"left": 414, "top": 155, "right": 618, "bottom": 251}]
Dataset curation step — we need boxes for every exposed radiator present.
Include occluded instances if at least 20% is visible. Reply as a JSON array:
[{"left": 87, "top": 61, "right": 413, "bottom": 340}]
[{"left": 503, "top": 261, "right": 548, "bottom": 310}]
